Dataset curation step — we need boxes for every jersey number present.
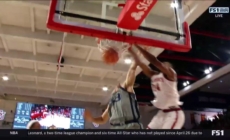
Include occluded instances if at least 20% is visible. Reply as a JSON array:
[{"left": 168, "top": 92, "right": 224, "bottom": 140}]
[
  {"left": 111, "top": 93, "right": 121, "bottom": 104},
  {"left": 152, "top": 84, "right": 160, "bottom": 91}
]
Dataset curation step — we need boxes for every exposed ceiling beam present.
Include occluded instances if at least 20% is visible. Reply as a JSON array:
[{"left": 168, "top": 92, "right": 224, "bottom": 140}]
[
  {"left": 0, "top": 81, "right": 107, "bottom": 98},
  {"left": 0, "top": 25, "right": 98, "bottom": 50},
  {"left": 0, "top": 49, "right": 129, "bottom": 73},
  {"left": 2, "top": 1, "right": 50, "bottom": 10},
  {"left": 0, "top": 94, "right": 100, "bottom": 108},
  {"left": 0, "top": 86, "right": 101, "bottom": 103},
  {"left": 30, "top": 7, "right": 35, "bottom": 32},
  {"left": 55, "top": 33, "right": 67, "bottom": 94},
  {"left": 0, "top": 66, "right": 118, "bottom": 86}
]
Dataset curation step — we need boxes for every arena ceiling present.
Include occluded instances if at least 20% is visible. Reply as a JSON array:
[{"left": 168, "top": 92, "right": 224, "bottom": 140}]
[
  {"left": 135, "top": 0, "right": 230, "bottom": 104},
  {"left": 0, "top": 0, "right": 214, "bottom": 106}
]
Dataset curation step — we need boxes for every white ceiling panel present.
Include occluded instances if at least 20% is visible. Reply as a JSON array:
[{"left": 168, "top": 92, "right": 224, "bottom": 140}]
[
  {"left": 37, "top": 63, "right": 57, "bottom": 72},
  {"left": 13, "top": 60, "right": 34, "bottom": 69},
  {"left": 0, "top": 58, "right": 10, "bottom": 66},
  {"left": 34, "top": 8, "right": 48, "bottom": 31},
  {"left": 60, "top": 66, "right": 81, "bottom": 74},
  {"left": 64, "top": 46, "right": 89, "bottom": 60},
  {"left": 6, "top": 37, "right": 33, "bottom": 52},
  {"left": 0, "top": 3, "right": 30, "bottom": 28},
  {"left": 36, "top": 41, "right": 61, "bottom": 55}
]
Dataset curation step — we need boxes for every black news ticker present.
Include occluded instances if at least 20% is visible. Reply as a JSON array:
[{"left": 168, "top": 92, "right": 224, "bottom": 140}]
[{"left": 0, "top": 130, "right": 227, "bottom": 137}]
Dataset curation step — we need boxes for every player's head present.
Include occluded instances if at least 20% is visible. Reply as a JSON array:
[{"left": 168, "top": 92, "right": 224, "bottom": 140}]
[
  {"left": 48, "top": 125, "right": 57, "bottom": 129},
  {"left": 162, "top": 62, "right": 173, "bottom": 69},
  {"left": 27, "top": 120, "right": 41, "bottom": 129}
]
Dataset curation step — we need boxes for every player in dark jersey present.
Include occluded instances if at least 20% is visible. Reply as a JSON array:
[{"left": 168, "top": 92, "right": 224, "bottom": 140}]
[{"left": 84, "top": 62, "right": 143, "bottom": 129}]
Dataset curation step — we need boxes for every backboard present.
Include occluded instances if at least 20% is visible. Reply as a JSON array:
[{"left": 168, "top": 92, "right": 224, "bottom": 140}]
[{"left": 47, "top": 0, "right": 191, "bottom": 52}]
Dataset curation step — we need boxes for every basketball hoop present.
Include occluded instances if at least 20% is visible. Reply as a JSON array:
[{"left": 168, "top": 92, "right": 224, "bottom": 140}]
[
  {"left": 97, "top": 29, "right": 133, "bottom": 64},
  {"left": 97, "top": 38, "right": 130, "bottom": 57}
]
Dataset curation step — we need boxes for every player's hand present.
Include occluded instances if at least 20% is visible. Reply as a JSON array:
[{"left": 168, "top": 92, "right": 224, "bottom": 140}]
[
  {"left": 128, "top": 47, "right": 135, "bottom": 54},
  {"left": 136, "top": 50, "right": 142, "bottom": 56},
  {"left": 134, "top": 44, "right": 141, "bottom": 48},
  {"left": 142, "top": 45, "right": 149, "bottom": 50},
  {"left": 131, "top": 61, "right": 138, "bottom": 67},
  {"left": 135, "top": 44, "right": 148, "bottom": 50},
  {"left": 84, "top": 109, "right": 93, "bottom": 122}
]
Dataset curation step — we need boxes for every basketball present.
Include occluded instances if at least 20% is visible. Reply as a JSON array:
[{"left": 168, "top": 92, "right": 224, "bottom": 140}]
[{"left": 102, "top": 48, "right": 119, "bottom": 65}]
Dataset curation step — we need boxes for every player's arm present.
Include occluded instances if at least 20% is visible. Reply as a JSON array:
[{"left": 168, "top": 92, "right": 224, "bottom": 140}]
[
  {"left": 84, "top": 105, "right": 109, "bottom": 124},
  {"left": 135, "top": 44, "right": 176, "bottom": 81},
  {"left": 120, "top": 62, "right": 138, "bottom": 93},
  {"left": 129, "top": 48, "right": 157, "bottom": 78}
]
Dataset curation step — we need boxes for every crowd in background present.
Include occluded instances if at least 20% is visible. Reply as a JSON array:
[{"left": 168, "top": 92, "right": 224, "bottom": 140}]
[
  {"left": 30, "top": 105, "right": 71, "bottom": 120},
  {"left": 193, "top": 109, "right": 230, "bottom": 129}
]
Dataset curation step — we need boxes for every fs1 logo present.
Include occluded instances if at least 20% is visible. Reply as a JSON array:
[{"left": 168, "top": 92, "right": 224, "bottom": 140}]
[
  {"left": 209, "top": 7, "right": 229, "bottom": 18},
  {"left": 212, "top": 130, "right": 224, "bottom": 136},
  {"left": 209, "top": 7, "right": 229, "bottom": 13}
]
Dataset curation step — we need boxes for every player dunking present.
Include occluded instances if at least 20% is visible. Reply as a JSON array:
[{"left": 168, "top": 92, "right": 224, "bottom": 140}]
[
  {"left": 129, "top": 45, "right": 185, "bottom": 129},
  {"left": 84, "top": 62, "right": 143, "bottom": 129}
]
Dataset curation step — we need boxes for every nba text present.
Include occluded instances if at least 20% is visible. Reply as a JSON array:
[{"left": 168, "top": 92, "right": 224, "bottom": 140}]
[
  {"left": 10, "top": 131, "right": 18, "bottom": 135},
  {"left": 211, "top": 130, "right": 224, "bottom": 136}
]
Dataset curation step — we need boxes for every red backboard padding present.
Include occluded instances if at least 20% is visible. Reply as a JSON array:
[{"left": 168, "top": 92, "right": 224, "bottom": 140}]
[{"left": 117, "top": 0, "right": 157, "bottom": 30}]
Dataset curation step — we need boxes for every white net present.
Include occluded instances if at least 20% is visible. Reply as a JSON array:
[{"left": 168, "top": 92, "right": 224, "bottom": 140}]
[{"left": 97, "top": 38, "right": 130, "bottom": 57}]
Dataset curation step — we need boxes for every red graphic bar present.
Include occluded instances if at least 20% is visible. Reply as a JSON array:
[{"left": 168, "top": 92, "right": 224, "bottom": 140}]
[
  {"left": 177, "top": 75, "right": 198, "bottom": 81},
  {"left": 159, "top": 54, "right": 225, "bottom": 66},
  {"left": 191, "top": 30, "right": 230, "bottom": 40}
]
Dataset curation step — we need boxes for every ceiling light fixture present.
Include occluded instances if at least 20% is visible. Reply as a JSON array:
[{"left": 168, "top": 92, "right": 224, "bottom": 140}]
[
  {"left": 204, "top": 67, "right": 212, "bottom": 74},
  {"left": 102, "top": 86, "right": 108, "bottom": 91},
  {"left": 124, "top": 54, "right": 132, "bottom": 64},
  {"left": 204, "top": 69, "right": 210, "bottom": 74},
  {"left": 183, "top": 82, "right": 187, "bottom": 87},
  {"left": 183, "top": 81, "right": 190, "bottom": 87},
  {"left": 209, "top": 67, "right": 212, "bottom": 71},
  {"left": 124, "top": 58, "right": 132, "bottom": 64},
  {"left": 170, "top": 2, "right": 178, "bottom": 8},
  {"left": 204, "top": 67, "right": 213, "bottom": 74},
  {"left": 2, "top": 76, "right": 9, "bottom": 81}
]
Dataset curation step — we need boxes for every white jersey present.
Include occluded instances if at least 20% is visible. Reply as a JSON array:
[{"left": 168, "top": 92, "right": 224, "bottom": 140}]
[{"left": 150, "top": 73, "right": 182, "bottom": 109}]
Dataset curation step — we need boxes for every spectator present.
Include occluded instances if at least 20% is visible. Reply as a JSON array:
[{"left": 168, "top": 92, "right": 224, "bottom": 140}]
[
  {"left": 27, "top": 120, "right": 41, "bottom": 129},
  {"left": 48, "top": 125, "right": 57, "bottom": 129},
  {"left": 194, "top": 109, "right": 230, "bottom": 129}
]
